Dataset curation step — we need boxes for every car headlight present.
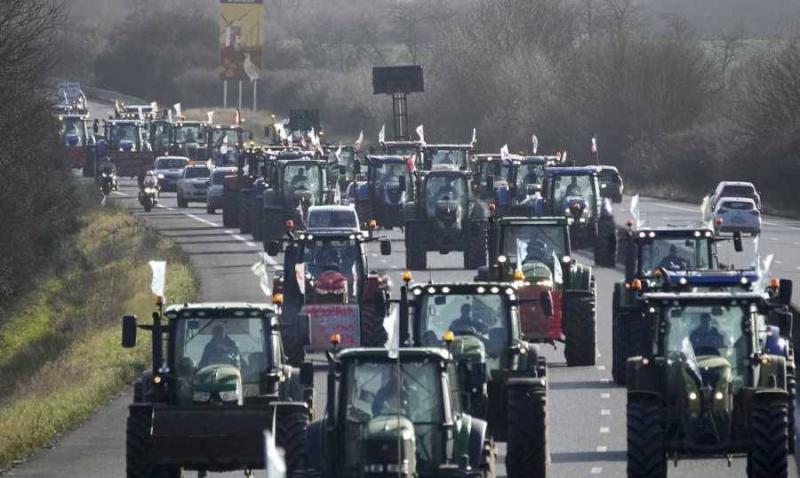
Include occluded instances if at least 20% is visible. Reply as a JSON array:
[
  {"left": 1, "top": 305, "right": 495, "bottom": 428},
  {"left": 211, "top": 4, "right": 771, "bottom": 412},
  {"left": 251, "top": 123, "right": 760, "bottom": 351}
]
[
  {"left": 193, "top": 391, "right": 211, "bottom": 402},
  {"left": 157, "top": 173, "right": 165, "bottom": 179},
  {"left": 219, "top": 390, "right": 240, "bottom": 402}
]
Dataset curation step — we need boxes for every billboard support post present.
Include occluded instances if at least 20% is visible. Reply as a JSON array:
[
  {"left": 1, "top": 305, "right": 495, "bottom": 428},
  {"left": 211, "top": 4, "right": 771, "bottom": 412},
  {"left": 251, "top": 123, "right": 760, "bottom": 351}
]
[
  {"left": 372, "top": 65, "right": 424, "bottom": 141},
  {"left": 238, "top": 80, "right": 243, "bottom": 111},
  {"left": 253, "top": 80, "right": 258, "bottom": 112},
  {"left": 223, "top": 80, "right": 228, "bottom": 109}
]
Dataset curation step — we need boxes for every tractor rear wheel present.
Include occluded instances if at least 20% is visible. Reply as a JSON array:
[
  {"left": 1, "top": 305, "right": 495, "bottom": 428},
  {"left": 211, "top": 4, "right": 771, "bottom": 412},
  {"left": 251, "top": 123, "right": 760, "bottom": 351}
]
[
  {"left": 788, "top": 366, "right": 796, "bottom": 454},
  {"left": 506, "top": 383, "right": 547, "bottom": 478},
  {"left": 275, "top": 411, "right": 309, "bottom": 473},
  {"left": 360, "top": 294, "right": 388, "bottom": 347},
  {"left": 563, "top": 290, "right": 597, "bottom": 367},
  {"left": 747, "top": 400, "right": 789, "bottom": 478},
  {"left": 626, "top": 400, "right": 666, "bottom": 478},
  {"left": 126, "top": 410, "right": 182, "bottom": 478},
  {"left": 405, "top": 221, "right": 427, "bottom": 270},
  {"left": 464, "top": 221, "right": 488, "bottom": 270}
]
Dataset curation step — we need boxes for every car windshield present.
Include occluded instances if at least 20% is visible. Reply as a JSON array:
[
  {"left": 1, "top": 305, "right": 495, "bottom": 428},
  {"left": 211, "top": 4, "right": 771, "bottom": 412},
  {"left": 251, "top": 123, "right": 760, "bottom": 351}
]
[
  {"left": 721, "top": 201, "right": 753, "bottom": 210},
  {"left": 343, "top": 359, "right": 444, "bottom": 472},
  {"left": 418, "top": 293, "right": 508, "bottom": 370},
  {"left": 640, "top": 236, "right": 712, "bottom": 274},
  {"left": 155, "top": 158, "right": 188, "bottom": 170},
  {"left": 308, "top": 210, "right": 357, "bottom": 229},
  {"left": 285, "top": 163, "right": 322, "bottom": 196},
  {"left": 516, "top": 163, "right": 545, "bottom": 188},
  {"left": 425, "top": 175, "right": 467, "bottom": 215},
  {"left": 427, "top": 148, "right": 467, "bottom": 169},
  {"left": 110, "top": 124, "right": 139, "bottom": 149},
  {"left": 663, "top": 304, "right": 747, "bottom": 392},
  {"left": 552, "top": 174, "right": 596, "bottom": 216},
  {"left": 185, "top": 167, "right": 210, "bottom": 179},
  {"left": 173, "top": 316, "right": 270, "bottom": 403},
  {"left": 501, "top": 224, "right": 567, "bottom": 263},
  {"left": 300, "top": 238, "right": 363, "bottom": 297},
  {"left": 175, "top": 125, "right": 205, "bottom": 144},
  {"left": 721, "top": 185, "right": 755, "bottom": 198}
]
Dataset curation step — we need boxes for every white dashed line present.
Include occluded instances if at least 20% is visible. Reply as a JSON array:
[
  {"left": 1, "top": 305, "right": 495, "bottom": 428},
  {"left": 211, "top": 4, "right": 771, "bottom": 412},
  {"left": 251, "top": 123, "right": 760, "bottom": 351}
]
[
  {"left": 600, "top": 378, "right": 612, "bottom": 384},
  {"left": 591, "top": 466, "right": 603, "bottom": 474},
  {"left": 186, "top": 213, "right": 220, "bottom": 227},
  {"left": 601, "top": 409, "right": 611, "bottom": 416},
  {"left": 596, "top": 365, "right": 606, "bottom": 371},
  {"left": 112, "top": 191, "right": 127, "bottom": 197},
  {"left": 599, "top": 427, "right": 610, "bottom": 434},
  {"left": 600, "top": 393, "right": 610, "bottom": 399},
  {"left": 770, "top": 237, "right": 779, "bottom": 241},
  {"left": 596, "top": 446, "right": 608, "bottom": 453}
]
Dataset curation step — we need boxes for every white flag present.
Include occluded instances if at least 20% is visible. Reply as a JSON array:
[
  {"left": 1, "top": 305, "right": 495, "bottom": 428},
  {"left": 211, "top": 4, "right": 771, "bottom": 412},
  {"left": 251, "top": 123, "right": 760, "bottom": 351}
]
[
  {"left": 552, "top": 251, "right": 563, "bottom": 284},
  {"left": 263, "top": 430, "right": 286, "bottom": 478},
  {"left": 384, "top": 304, "right": 400, "bottom": 358},
  {"left": 336, "top": 142, "right": 344, "bottom": 165},
  {"left": 471, "top": 128, "right": 477, "bottom": 145},
  {"left": 207, "top": 111, "right": 214, "bottom": 124},
  {"left": 516, "top": 238, "right": 528, "bottom": 271},
  {"left": 378, "top": 124, "right": 386, "bottom": 143},
  {"left": 173, "top": 103, "right": 182, "bottom": 118},
  {"left": 150, "top": 101, "right": 158, "bottom": 113},
  {"left": 630, "top": 194, "right": 640, "bottom": 227},
  {"left": 355, "top": 130, "right": 364, "bottom": 149},
  {"left": 532, "top": 134, "right": 539, "bottom": 154},
  {"left": 137, "top": 106, "right": 144, "bottom": 121},
  {"left": 561, "top": 150, "right": 568, "bottom": 164},
  {"left": 149, "top": 261, "right": 167, "bottom": 298},
  {"left": 251, "top": 254, "right": 272, "bottom": 298},
  {"left": 500, "top": 144, "right": 510, "bottom": 159},
  {"left": 591, "top": 136, "right": 598, "bottom": 154},
  {"left": 167, "top": 109, "right": 173, "bottom": 123},
  {"left": 294, "top": 263, "right": 306, "bottom": 295},
  {"left": 415, "top": 124, "right": 425, "bottom": 144},
  {"left": 351, "top": 261, "right": 358, "bottom": 297}
]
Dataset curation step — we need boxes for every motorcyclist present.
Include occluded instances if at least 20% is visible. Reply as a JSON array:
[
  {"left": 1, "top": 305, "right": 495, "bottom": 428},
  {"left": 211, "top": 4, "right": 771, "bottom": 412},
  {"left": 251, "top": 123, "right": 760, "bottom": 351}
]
[
  {"left": 142, "top": 170, "right": 159, "bottom": 189},
  {"left": 658, "top": 245, "right": 690, "bottom": 271},
  {"left": 689, "top": 313, "right": 729, "bottom": 352},
  {"left": 98, "top": 157, "right": 118, "bottom": 191},
  {"left": 450, "top": 303, "right": 488, "bottom": 334},
  {"left": 199, "top": 324, "right": 241, "bottom": 368}
]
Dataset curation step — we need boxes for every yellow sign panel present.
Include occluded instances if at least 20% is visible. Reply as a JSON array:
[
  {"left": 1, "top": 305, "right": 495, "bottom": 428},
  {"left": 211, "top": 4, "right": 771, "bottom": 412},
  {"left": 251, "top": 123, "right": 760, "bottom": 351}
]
[{"left": 219, "top": 0, "right": 264, "bottom": 80}]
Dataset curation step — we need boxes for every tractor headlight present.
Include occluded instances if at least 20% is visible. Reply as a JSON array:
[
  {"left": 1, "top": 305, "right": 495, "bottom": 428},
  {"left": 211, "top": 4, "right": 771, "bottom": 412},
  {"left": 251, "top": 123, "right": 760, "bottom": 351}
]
[
  {"left": 364, "top": 464, "right": 384, "bottom": 473},
  {"left": 193, "top": 391, "right": 211, "bottom": 402},
  {"left": 157, "top": 173, "right": 165, "bottom": 179},
  {"left": 497, "top": 255, "right": 508, "bottom": 263},
  {"left": 386, "top": 462, "right": 409, "bottom": 474},
  {"left": 714, "top": 392, "right": 724, "bottom": 400},
  {"left": 219, "top": 390, "right": 240, "bottom": 402},
  {"left": 688, "top": 392, "right": 698, "bottom": 401}
]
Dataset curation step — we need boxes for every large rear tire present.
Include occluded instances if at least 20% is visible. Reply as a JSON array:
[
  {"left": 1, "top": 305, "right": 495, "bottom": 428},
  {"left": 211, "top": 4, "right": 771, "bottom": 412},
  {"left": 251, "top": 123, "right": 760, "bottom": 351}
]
[
  {"left": 126, "top": 410, "right": 182, "bottom": 478},
  {"left": 563, "top": 288, "right": 597, "bottom": 367},
  {"left": 464, "top": 221, "right": 488, "bottom": 270},
  {"left": 612, "top": 289, "right": 627, "bottom": 385},
  {"left": 747, "top": 400, "right": 789, "bottom": 478},
  {"left": 275, "top": 412, "right": 309, "bottom": 473},
  {"left": 405, "top": 221, "right": 427, "bottom": 270},
  {"left": 360, "top": 294, "right": 388, "bottom": 347},
  {"left": 788, "top": 366, "right": 796, "bottom": 454},
  {"left": 506, "top": 383, "right": 548, "bottom": 478},
  {"left": 626, "top": 400, "right": 666, "bottom": 478}
]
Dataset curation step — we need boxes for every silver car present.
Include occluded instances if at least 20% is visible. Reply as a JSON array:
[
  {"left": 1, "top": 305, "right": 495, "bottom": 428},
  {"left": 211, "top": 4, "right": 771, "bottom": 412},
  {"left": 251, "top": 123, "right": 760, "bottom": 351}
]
[
  {"left": 153, "top": 156, "right": 189, "bottom": 192},
  {"left": 206, "top": 167, "right": 236, "bottom": 214},
  {"left": 176, "top": 164, "right": 212, "bottom": 208},
  {"left": 713, "top": 197, "right": 761, "bottom": 236}
]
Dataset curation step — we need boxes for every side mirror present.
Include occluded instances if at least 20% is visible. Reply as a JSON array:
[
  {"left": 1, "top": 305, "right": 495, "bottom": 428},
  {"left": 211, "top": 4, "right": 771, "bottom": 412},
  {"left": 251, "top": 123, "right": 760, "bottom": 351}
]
[
  {"left": 540, "top": 291, "right": 554, "bottom": 317},
  {"left": 398, "top": 175, "right": 406, "bottom": 192},
  {"left": 733, "top": 232, "right": 743, "bottom": 252},
  {"left": 299, "top": 362, "right": 315, "bottom": 387},
  {"left": 779, "top": 279, "right": 793, "bottom": 306},
  {"left": 296, "top": 313, "right": 311, "bottom": 346},
  {"left": 122, "top": 315, "right": 137, "bottom": 348},
  {"left": 380, "top": 239, "right": 392, "bottom": 256},
  {"left": 266, "top": 240, "right": 282, "bottom": 256}
]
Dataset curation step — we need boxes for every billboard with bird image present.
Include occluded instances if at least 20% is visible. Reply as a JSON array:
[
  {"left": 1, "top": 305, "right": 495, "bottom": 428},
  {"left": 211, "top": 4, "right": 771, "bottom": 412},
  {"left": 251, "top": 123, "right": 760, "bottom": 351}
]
[{"left": 219, "top": 0, "right": 264, "bottom": 81}]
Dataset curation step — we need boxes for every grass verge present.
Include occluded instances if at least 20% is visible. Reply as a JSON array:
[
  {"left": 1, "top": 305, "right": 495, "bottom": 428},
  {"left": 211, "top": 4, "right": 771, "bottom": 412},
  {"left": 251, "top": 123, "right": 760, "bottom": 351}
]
[{"left": 0, "top": 194, "right": 196, "bottom": 468}]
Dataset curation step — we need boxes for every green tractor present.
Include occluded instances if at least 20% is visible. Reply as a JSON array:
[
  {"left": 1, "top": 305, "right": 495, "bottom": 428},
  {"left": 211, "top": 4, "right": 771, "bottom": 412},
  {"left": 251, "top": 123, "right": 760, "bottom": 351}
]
[
  {"left": 404, "top": 169, "right": 488, "bottom": 270},
  {"left": 121, "top": 302, "right": 314, "bottom": 478},
  {"left": 296, "top": 346, "right": 497, "bottom": 477},
  {"left": 612, "top": 224, "right": 720, "bottom": 384},
  {"left": 478, "top": 216, "right": 597, "bottom": 366},
  {"left": 400, "top": 280, "right": 550, "bottom": 477},
  {"left": 626, "top": 275, "right": 796, "bottom": 477}
]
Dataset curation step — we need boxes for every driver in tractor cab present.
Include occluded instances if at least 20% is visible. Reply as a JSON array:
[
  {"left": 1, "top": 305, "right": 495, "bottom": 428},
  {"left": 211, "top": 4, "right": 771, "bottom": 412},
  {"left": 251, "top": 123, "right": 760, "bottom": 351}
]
[
  {"left": 690, "top": 313, "right": 730, "bottom": 352},
  {"left": 450, "top": 304, "right": 489, "bottom": 334},
  {"left": 525, "top": 239, "right": 549, "bottom": 263},
  {"left": 565, "top": 177, "right": 582, "bottom": 197},
  {"left": 291, "top": 168, "right": 308, "bottom": 189},
  {"left": 372, "top": 377, "right": 418, "bottom": 417},
  {"left": 199, "top": 325, "right": 241, "bottom": 368},
  {"left": 317, "top": 246, "right": 341, "bottom": 272},
  {"left": 659, "top": 245, "right": 690, "bottom": 271},
  {"left": 437, "top": 178, "right": 458, "bottom": 201}
]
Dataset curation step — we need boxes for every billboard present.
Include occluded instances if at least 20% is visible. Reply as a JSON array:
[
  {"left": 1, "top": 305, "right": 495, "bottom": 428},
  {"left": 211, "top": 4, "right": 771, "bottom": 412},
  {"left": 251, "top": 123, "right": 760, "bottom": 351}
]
[{"left": 219, "top": 0, "right": 264, "bottom": 81}]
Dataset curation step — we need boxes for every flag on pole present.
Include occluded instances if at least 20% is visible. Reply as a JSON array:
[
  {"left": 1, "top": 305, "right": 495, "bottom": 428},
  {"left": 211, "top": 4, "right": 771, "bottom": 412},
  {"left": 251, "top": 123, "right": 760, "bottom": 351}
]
[
  {"left": 263, "top": 430, "right": 286, "bottom": 478},
  {"left": 378, "top": 124, "right": 386, "bottom": 144},
  {"left": 532, "top": 134, "right": 539, "bottom": 154},
  {"left": 471, "top": 128, "right": 477, "bottom": 145},
  {"left": 630, "top": 194, "right": 640, "bottom": 227},
  {"left": 207, "top": 111, "right": 215, "bottom": 124},
  {"left": 384, "top": 304, "right": 400, "bottom": 359},
  {"left": 233, "top": 109, "right": 241, "bottom": 125},
  {"left": 591, "top": 136, "right": 598, "bottom": 154},
  {"left": 167, "top": 109, "right": 173, "bottom": 123},
  {"left": 500, "top": 144, "right": 510, "bottom": 159},
  {"left": 415, "top": 124, "right": 425, "bottom": 144},
  {"left": 516, "top": 238, "right": 528, "bottom": 271},
  {"left": 406, "top": 153, "right": 417, "bottom": 172},
  {"left": 251, "top": 253, "right": 273, "bottom": 298},
  {"left": 294, "top": 263, "right": 306, "bottom": 295},
  {"left": 561, "top": 150, "right": 568, "bottom": 164},
  {"left": 149, "top": 261, "right": 167, "bottom": 299},
  {"left": 173, "top": 103, "right": 182, "bottom": 118},
  {"left": 150, "top": 101, "right": 158, "bottom": 113},
  {"left": 552, "top": 251, "right": 563, "bottom": 284},
  {"left": 335, "top": 142, "right": 344, "bottom": 165},
  {"left": 355, "top": 130, "right": 364, "bottom": 149},
  {"left": 351, "top": 261, "right": 358, "bottom": 297}
]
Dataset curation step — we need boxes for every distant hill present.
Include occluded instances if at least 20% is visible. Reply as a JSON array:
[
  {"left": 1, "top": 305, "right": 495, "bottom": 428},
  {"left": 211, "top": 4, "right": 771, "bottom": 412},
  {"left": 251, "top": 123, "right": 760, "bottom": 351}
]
[{"left": 639, "top": 0, "right": 800, "bottom": 36}]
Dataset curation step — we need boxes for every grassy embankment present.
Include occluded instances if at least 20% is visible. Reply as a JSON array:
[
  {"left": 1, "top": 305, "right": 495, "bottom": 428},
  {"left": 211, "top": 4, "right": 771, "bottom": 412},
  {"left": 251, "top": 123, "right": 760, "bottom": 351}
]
[{"left": 0, "top": 183, "right": 196, "bottom": 468}]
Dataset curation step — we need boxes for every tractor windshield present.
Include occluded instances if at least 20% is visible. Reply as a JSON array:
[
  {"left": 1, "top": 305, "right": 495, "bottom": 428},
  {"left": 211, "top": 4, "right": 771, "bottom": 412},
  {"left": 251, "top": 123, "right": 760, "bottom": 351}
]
[
  {"left": 60, "top": 118, "right": 85, "bottom": 144},
  {"left": 285, "top": 163, "right": 323, "bottom": 199},
  {"left": 151, "top": 122, "right": 171, "bottom": 151},
  {"left": 174, "top": 125, "right": 205, "bottom": 144},
  {"left": 501, "top": 224, "right": 567, "bottom": 264},
  {"left": 376, "top": 161, "right": 410, "bottom": 185},
  {"left": 343, "top": 359, "right": 444, "bottom": 472},
  {"left": 173, "top": 316, "right": 271, "bottom": 403},
  {"left": 552, "top": 174, "right": 596, "bottom": 217},
  {"left": 427, "top": 148, "right": 468, "bottom": 170},
  {"left": 663, "top": 303, "right": 747, "bottom": 391},
  {"left": 418, "top": 293, "right": 509, "bottom": 370},
  {"left": 639, "top": 236, "right": 712, "bottom": 275},
  {"left": 300, "top": 237, "right": 364, "bottom": 298},
  {"left": 109, "top": 124, "right": 140, "bottom": 150},
  {"left": 425, "top": 175, "right": 468, "bottom": 217},
  {"left": 515, "top": 163, "right": 545, "bottom": 189},
  {"left": 384, "top": 144, "right": 418, "bottom": 157},
  {"left": 212, "top": 129, "right": 240, "bottom": 152}
]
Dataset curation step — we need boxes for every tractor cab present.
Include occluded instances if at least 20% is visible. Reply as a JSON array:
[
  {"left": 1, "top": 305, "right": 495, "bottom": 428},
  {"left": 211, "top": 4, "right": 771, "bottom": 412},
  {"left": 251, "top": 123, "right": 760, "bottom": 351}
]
[
  {"left": 276, "top": 158, "right": 329, "bottom": 211},
  {"left": 421, "top": 144, "right": 472, "bottom": 171},
  {"left": 208, "top": 124, "right": 245, "bottom": 166},
  {"left": 170, "top": 120, "right": 208, "bottom": 159},
  {"left": 59, "top": 113, "right": 95, "bottom": 174},
  {"left": 350, "top": 155, "right": 414, "bottom": 229},
  {"left": 149, "top": 119, "right": 173, "bottom": 156},
  {"left": 506, "top": 156, "right": 556, "bottom": 202},
  {"left": 299, "top": 347, "right": 496, "bottom": 478},
  {"left": 105, "top": 120, "right": 148, "bottom": 153},
  {"left": 471, "top": 153, "right": 511, "bottom": 200}
]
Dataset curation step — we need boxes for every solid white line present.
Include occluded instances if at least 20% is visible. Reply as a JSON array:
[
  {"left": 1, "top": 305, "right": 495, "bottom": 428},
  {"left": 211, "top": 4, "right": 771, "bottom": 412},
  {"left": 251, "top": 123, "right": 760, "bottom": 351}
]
[
  {"left": 112, "top": 191, "right": 127, "bottom": 197},
  {"left": 186, "top": 213, "right": 220, "bottom": 227}
]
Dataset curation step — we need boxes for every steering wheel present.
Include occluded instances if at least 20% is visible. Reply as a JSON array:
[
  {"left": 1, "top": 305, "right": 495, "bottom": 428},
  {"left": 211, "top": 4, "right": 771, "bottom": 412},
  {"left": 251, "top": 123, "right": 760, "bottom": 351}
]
[{"left": 452, "top": 327, "right": 489, "bottom": 344}]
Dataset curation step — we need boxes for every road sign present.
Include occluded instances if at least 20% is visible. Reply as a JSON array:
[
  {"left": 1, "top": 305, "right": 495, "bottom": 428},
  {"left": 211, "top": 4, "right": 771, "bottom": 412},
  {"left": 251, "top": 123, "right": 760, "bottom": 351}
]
[{"left": 219, "top": 0, "right": 264, "bottom": 81}]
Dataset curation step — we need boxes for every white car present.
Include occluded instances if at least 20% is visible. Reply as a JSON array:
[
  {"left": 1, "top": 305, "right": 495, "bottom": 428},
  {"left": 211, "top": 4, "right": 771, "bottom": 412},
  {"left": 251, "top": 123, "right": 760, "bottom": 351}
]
[
  {"left": 710, "top": 181, "right": 761, "bottom": 210},
  {"left": 177, "top": 163, "right": 212, "bottom": 208},
  {"left": 305, "top": 205, "right": 360, "bottom": 232},
  {"left": 206, "top": 167, "right": 236, "bottom": 214},
  {"left": 713, "top": 197, "right": 761, "bottom": 236}
]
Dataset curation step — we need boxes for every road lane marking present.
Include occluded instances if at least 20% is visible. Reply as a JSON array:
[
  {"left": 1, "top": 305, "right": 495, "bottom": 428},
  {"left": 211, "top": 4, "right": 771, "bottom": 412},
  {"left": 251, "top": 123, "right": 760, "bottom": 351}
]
[
  {"left": 112, "top": 191, "right": 127, "bottom": 197},
  {"left": 599, "top": 427, "right": 610, "bottom": 433},
  {"left": 596, "top": 446, "right": 608, "bottom": 452},
  {"left": 601, "top": 409, "right": 611, "bottom": 416},
  {"left": 186, "top": 213, "right": 220, "bottom": 227},
  {"left": 591, "top": 467, "right": 602, "bottom": 474},
  {"left": 601, "top": 393, "right": 610, "bottom": 399},
  {"left": 596, "top": 365, "right": 606, "bottom": 371}
]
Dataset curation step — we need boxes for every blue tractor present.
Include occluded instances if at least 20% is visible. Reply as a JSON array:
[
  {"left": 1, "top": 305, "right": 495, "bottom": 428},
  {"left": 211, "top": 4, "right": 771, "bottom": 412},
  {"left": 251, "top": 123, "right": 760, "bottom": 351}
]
[{"left": 349, "top": 155, "right": 414, "bottom": 229}]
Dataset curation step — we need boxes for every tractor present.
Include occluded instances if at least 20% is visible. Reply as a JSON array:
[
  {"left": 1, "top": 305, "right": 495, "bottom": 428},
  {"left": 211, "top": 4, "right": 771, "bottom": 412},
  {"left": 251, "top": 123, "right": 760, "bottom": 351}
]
[
  {"left": 612, "top": 224, "right": 720, "bottom": 384},
  {"left": 400, "top": 279, "right": 550, "bottom": 477},
  {"left": 121, "top": 302, "right": 313, "bottom": 478},
  {"left": 58, "top": 113, "right": 96, "bottom": 177},
  {"left": 625, "top": 274, "right": 795, "bottom": 477},
  {"left": 295, "top": 346, "right": 498, "bottom": 477},
  {"left": 265, "top": 226, "right": 392, "bottom": 365},
  {"left": 540, "top": 166, "right": 616, "bottom": 267},
  {"left": 470, "top": 154, "right": 509, "bottom": 201},
  {"left": 207, "top": 124, "right": 245, "bottom": 166},
  {"left": 99, "top": 119, "right": 154, "bottom": 178},
  {"left": 404, "top": 169, "right": 488, "bottom": 270},
  {"left": 170, "top": 120, "right": 208, "bottom": 160},
  {"left": 420, "top": 144, "right": 473, "bottom": 171},
  {"left": 149, "top": 118, "right": 173, "bottom": 157},
  {"left": 349, "top": 155, "right": 414, "bottom": 229},
  {"left": 477, "top": 216, "right": 597, "bottom": 366}
]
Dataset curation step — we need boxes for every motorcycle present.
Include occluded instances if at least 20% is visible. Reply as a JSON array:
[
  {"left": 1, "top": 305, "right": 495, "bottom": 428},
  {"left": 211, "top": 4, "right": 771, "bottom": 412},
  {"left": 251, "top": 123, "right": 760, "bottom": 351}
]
[
  {"left": 100, "top": 170, "right": 115, "bottom": 196},
  {"left": 138, "top": 185, "right": 159, "bottom": 212}
]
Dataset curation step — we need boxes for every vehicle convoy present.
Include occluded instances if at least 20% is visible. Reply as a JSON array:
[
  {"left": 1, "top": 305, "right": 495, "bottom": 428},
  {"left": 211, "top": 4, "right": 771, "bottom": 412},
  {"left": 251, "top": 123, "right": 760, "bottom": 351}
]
[
  {"left": 597, "top": 166, "right": 624, "bottom": 203},
  {"left": 540, "top": 166, "right": 616, "bottom": 267},
  {"left": 152, "top": 156, "right": 189, "bottom": 192},
  {"left": 612, "top": 224, "right": 719, "bottom": 384},
  {"left": 625, "top": 274, "right": 795, "bottom": 477},
  {"left": 121, "top": 302, "right": 313, "bottom": 477},
  {"left": 404, "top": 169, "right": 488, "bottom": 270},
  {"left": 349, "top": 155, "right": 414, "bottom": 229},
  {"left": 101, "top": 119, "right": 155, "bottom": 178},
  {"left": 266, "top": 225, "right": 392, "bottom": 365},
  {"left": 177, "top": 163, "right": 212, "bottom": 208},
  {"left": 170, "top": 120, "right": 207, "bottom": 159},
  {"left": 402, "top": 280, "right": 549, "bottom": 477},
  {"left": 478, "top": 216, "right": 597, "bottom": 366},
  {"left": 59, "top": 113, "right": 95, "bottom": 176},
  {"left": 294, "top": 346, "right": 498, "bottom": 478}
]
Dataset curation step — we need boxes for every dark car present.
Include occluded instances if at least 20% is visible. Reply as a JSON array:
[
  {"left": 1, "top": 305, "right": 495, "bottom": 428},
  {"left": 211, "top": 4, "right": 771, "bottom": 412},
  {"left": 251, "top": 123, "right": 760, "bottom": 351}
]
[
  {"left": 153, "top": 156, "right": 189, "bottom": 192},
  {"left": 598, "top": 165, "right": 623, "bottom": 203}
]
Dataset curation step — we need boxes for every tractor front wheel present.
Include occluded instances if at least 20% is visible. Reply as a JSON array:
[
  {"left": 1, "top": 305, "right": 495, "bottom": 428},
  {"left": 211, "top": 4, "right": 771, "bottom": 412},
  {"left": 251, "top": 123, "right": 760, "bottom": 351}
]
[
  {"left": 276, "top": 411, "right": 310, "bottom": 473},
  {"left": 626, "top": 400, "right": 666, "bottom": 478},
  {"left": 563, "top": 290, "right": 597, "bottom": 367},
  {"left": 747, "top": 399, "right": 789, "bottom": 478},
  {"left": 126, "top": 410, "right": 182, "bottom": 478},
  {"left": 360, "top": 293, "right": 388, "bottom": 347},
  {"left": 506, "top": 382, "right": 548, "bottom": 478}
]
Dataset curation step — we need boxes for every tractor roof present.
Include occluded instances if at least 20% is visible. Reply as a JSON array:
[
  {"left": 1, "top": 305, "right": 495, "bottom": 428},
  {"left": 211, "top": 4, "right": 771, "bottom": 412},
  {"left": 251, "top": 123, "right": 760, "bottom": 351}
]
[
  {"left": 472, "top": 154, "right": 502, "bottom": 160},
  {"left": 642, "top": 290, "right": 768, "bottom": 302},
  {"left": 629, "top": 226, "right": 714, "bottom": 238},
  {"left": 365, "top": 155, "right": 407, "bottom": 163},
  {"left": 545, "top": 166, "right": 600, "bottom": 176},
  {"left": 510, "top": 155, "right": 559, "bottom": 164},
  {"left": 337, "top": 347, "right": 451, "bottom": 363},
  {"left": 422, "top": 144, "right": 473, "bottom": 150},
  {"left": 163, "top": 302, "right": 278, "bottom": 317},
  {"left": 496, "top": 216, "right": 568, "bottom": 227},
  {"left": 659, "top": 270, "right": 760, "bottom": 289},
  {"left": 409, "top": 282, "right": 517, "bottom": 297}
]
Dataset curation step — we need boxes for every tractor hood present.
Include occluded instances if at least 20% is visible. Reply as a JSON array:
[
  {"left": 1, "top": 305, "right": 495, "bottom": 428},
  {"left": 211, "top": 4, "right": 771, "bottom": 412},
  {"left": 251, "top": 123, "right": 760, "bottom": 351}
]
[
  {"left": 449, "top": 334, "right": 487, "bottom": 363},
  {"left": 520, "top": 261, "right": 553, "bottom": 286},
  {"left": 362, "top": 415, "right": 417, "bottom": 477},
  {"left": 679, "top": 354, "right": 734, "bottom": 451},
  {"left": 192, "top": 364, "right": 243, "bottom": 405}
]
